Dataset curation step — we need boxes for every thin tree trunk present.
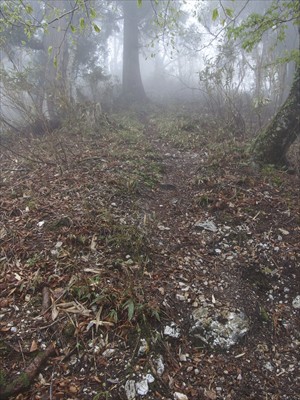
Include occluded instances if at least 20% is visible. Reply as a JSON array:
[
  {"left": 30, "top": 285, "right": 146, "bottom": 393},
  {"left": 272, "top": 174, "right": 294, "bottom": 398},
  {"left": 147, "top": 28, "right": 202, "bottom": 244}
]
[{"left": 43, "top": 0, "right": 70, "bottom": 121}]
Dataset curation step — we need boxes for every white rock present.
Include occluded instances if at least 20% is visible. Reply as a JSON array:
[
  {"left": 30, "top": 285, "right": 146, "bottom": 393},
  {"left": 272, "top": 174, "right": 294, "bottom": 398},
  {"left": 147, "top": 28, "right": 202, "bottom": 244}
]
[
  {"left": 292, "top": 295, "right": 300, "bottom": 309},
  {"left": 158, "top": 224, "right": 170, "bottom": 231},
  {"left": 264, "top": 362, "right": 274, "bottom": 371},
  {"left": 93, "top": 345, "right": 100, "bottom": 354},
  {"left": 174, "top": 392, "right": 188, "bottom": 400},
  {"left": 138, "top": 339, "right": 149, "bottom": 356},
  {"left": 164, "top": 323, "right": 181, "bottom": 338},
  {"left": 102, "top": 348, "right": 116, "bottom": 358},
  {"left": 154, "top": 355, "right": 165, "bottom": 376},
  {"left": 194, "top": 220, "right": 217, "bottom": 232},
  {"left": 125, "top": 380, "right": 136, "bottom": 400},
  {"left": 179, "top": 353, "right": 188, "bottom": 362},
  {"left": 136, "top": 378, "right": 149, "bottom": 396},
  {"left": 191, "top": 308, "right": 249, "bottom": 349},
  {"left": 176, "top": 294, "right": 186, "bottom": 301},
  {"left": 145, "top": 373, "right": 155, "bottom": 383}
]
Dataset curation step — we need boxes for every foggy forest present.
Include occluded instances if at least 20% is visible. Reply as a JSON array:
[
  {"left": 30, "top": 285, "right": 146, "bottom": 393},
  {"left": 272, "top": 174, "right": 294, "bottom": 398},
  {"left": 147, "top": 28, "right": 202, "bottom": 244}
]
[{"left": 0, "top": 1, "right": 299, "bottom": 399}]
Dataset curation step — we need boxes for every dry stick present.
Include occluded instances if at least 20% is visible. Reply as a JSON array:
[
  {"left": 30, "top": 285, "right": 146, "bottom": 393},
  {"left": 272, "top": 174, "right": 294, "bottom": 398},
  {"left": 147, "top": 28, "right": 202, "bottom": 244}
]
[
  {"left": 0, "top": 342, "right": 56, "bottom": 400},
  {"left": 18, "top": 340, "right": 26, "bottom": 368},
  {"left": 42, "top": 286, "right": 51, "bottom": 312}
]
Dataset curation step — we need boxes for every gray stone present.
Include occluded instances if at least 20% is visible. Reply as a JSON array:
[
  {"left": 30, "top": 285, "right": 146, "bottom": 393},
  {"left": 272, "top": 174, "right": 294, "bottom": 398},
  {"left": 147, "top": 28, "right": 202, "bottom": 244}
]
[
  {"left": 125, "top": 380, "right": 136, "bottom": 400},
  {"left": 191, "top": 307, "right": 249, "bottom": 349},
  {"left": 194, "top": 220, "right": 218, "bottom": 232},
  {"left": 292, "top": 295, "right": 300, "bottom": 309},
  {"left": 164, "top": 323, "right": 181, "bottom": 338}
]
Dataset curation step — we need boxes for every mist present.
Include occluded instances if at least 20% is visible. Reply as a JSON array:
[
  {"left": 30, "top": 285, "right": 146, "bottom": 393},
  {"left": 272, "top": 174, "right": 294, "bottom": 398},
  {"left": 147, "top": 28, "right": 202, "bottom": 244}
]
[
  {"left": 1, "top": 0, "right": 298, "bottom": 136},
  {"left": 0, "top": 2, "right": 299, "bottom": 399}
]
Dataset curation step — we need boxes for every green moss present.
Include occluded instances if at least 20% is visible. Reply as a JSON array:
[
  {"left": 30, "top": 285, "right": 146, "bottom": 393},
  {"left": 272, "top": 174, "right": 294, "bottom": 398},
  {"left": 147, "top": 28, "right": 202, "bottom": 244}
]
[
  {"left": 259, "top": 306, "right": 269, "bottom": 322},
  {"left": 18, "top": 372, "right": 30, "bottom": 387},
  {"left": 62, "top": 322, "right": 76, "bottom": 338},
  {"left": 0, "top": 370, "right": 7, "bottom": 386},
  {"left": 251, "top": 65, "right": 300, "bottom": 166}
]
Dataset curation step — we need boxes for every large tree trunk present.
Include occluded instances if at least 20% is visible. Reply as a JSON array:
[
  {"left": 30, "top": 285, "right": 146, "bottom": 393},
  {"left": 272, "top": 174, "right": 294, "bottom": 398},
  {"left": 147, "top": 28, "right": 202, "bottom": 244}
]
[
  {"left": 251, "top": 63, "right": 300, "bottom": 166},
  {"left": 122, "top": 0, "right": 147, "bottom": 103}
]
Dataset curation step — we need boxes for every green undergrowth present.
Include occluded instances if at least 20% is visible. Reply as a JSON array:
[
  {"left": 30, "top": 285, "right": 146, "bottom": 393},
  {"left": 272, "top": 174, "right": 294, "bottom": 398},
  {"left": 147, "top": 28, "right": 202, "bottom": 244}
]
[
  {"left": 68, "top": 272, "right": 162, "bottom": 329},
  {"left": 151, "top": 111, "right": 230, "bottom": 150}
]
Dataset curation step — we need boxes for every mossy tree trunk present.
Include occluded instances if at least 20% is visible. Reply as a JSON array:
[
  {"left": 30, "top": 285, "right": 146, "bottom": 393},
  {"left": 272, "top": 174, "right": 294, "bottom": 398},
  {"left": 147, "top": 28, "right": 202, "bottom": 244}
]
[{"left": 251, "top": 63, "right": 300, "bottom": 166}]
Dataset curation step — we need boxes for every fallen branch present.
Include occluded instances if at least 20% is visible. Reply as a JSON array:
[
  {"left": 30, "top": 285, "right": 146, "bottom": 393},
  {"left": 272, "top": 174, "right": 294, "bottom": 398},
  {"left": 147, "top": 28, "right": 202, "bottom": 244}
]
[{"left": 0, "top": 342, "right": 55, "bottom": 399}]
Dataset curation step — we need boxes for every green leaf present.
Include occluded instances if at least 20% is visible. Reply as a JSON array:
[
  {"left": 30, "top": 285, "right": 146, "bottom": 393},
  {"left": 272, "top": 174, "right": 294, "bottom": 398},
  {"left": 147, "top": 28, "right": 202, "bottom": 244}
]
[
  {"left": 53, "top": 56, "right": 57, "bottom": 68},
  {"left": 90, "top": 8, "right": 97, "bottom": 19},
  {"left": 212, "top": 8, "right": 219, "bottom": 21},
  {"left": 93, "top": 23, "right": 101, "bottom": 33},
  {"left": 128, "top": 302, "right": 135, "bottom": 320},
  {"left": 225, "top": 8, "right": 233, "bottom": 18},
  {"left": 124, "top": 299, "right": 135, "bottom": 321},
  {"left": 25, "top": 5, "right": 33, "bottom": 14},
  {"left": 137, "top": 0, "right": 142, "bottom": 8},
  {"left": 48, "top": 46, "right": 53, "bottom": 55},
  {"left": 80, "top": 18, "right": 85, "bottom": 29},
  {"left": 109, "top": 309, "right": 118, "bottom": 323},
  {"left": 70, "top": 24, "right": 76, "bottom": 33}
]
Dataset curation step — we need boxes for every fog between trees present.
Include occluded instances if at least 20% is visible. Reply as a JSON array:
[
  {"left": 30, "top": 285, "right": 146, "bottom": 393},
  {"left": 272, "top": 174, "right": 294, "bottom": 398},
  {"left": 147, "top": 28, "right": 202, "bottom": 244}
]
[{"left": 0, "top": 0, "right": 299, "bottom": 165}]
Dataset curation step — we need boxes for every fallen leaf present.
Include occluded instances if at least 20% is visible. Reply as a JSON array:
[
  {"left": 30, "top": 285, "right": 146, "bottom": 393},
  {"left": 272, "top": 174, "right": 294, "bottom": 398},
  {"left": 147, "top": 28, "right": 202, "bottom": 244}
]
[
  {"left": 90, "top": 234, "right": 97, "bottom": 251},
  {"left": 0, "top": 299, "right": 10, "bottom": 307},
  {"left": 30, "top": 340, "right": 38, "bottom": 352},
  {"left": 52, "top": 304, "right": 59, "bottom": 320},
  {"left": 205, "top": 389, "right": 217, "bottom": 400},
  {"left": 69, "top": 385, "right": 78, "bottom": 393},
  {"left": 278, "top": 228, "right": 289, "bottom": 235}
]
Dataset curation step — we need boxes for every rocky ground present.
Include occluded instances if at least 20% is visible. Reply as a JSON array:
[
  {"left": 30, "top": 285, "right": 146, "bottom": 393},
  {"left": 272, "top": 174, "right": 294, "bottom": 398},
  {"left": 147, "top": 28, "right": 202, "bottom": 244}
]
[{"left": 0, "top": 109, "right": 299, "bottom": 400}]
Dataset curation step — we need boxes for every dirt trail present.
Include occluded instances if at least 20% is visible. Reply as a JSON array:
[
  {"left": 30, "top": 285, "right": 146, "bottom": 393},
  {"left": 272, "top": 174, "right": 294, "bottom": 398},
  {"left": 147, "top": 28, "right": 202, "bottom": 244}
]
[
  {"left": 0, "top": 113, "right": 299, "bottom": 400},
  {"left": 140, "top": 118, "right": 247, "bottom": 308},
  {"left": 143, "top": 119, "right": 204, "bottom": 248},
  {"left": 131, "top": 117, "right": 300, "bottom": 400}
]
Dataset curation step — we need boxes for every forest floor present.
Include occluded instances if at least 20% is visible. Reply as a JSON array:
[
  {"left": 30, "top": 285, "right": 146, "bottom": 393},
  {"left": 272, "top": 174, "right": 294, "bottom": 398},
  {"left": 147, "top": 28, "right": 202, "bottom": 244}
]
[{"left": 0, "top": 108, "right": 299, "bottom": 400}]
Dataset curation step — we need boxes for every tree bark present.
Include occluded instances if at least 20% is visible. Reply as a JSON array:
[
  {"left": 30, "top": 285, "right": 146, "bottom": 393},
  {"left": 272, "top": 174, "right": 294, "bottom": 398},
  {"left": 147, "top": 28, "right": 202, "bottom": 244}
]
[
  {"left": 42, "top": 0, "right": 70, "bottom": 121},
  {"left": 122, "top": 0, "right": 147, "bottom": 103},
  {"left": 251, "top": 63, "right": 300, "bottom": 166}
]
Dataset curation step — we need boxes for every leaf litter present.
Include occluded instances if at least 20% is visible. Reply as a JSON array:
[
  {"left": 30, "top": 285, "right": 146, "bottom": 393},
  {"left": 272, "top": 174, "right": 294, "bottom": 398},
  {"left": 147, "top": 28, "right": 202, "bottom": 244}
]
[{"left": 0, "top": 111, "right": 299, "bottom": 399}]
